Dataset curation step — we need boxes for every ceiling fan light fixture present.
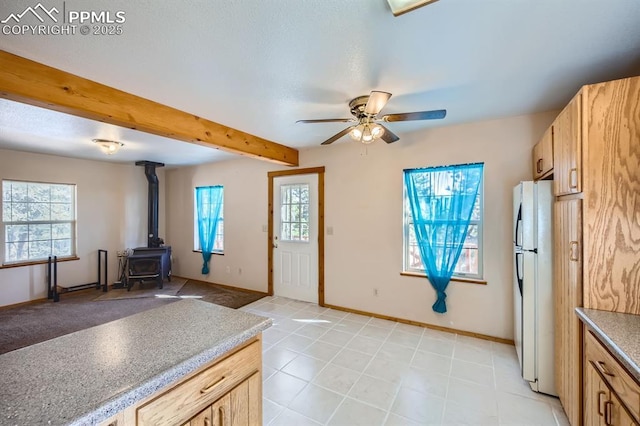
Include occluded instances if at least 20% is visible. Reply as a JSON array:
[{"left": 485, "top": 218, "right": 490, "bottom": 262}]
[
  {"left": 349, "top": 123, "right": 385, "bottom": 144},
  {"left": 93, "top": 139, "right": 124, "bottom": 155}
]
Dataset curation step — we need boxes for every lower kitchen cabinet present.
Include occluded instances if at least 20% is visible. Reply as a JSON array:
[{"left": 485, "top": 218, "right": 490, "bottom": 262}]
[
  {"left": 183, "top": 372, "right": 260, "bottom": 426},
  {"left": 116, "top": 336, "right": 262, "bottom": 426},
  {"left": 584, "top": 330, "right": 640, "bottom": 426},
  {"left": 585, "top": 361, "right": 637, "bottom": 426}
]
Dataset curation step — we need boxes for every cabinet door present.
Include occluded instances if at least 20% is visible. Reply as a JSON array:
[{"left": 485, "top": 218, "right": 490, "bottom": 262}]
[
  {"left": 229, "top": 372, "right": 261, "bottom": 426},
  {"left": 210, "top": 394, "right": 231, "bottom": 426},
  {"left": 554, "top": 198, "right": 583, "bottom": 426},
  {"left": 585, "top": 362, "right": 609, "bottom": 426},
  {"left": 606, "top": 391, "right": 638, "bottom": 426},
  {"left": 188, "top": 405, "right": 214, "bottom": 426},
  {"left": 583, "top": 76, "right": 640, "bottom": 315},
  {"left": 554, "top": 92, "right": 582, "bottom": 195},
  {"left": 533, "top": 126, "right": 554, "bottom": 180}
]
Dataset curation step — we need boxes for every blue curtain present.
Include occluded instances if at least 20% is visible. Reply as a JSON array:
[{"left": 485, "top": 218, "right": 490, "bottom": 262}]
[
  {"left": 404, "top": 163, "right": 483, "bottom": 313},
  {"left": 196, "top": 186, "right": 223, "bottom": 274}
]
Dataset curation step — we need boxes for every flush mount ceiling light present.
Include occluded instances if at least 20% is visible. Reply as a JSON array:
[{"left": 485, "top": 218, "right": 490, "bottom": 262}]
[
  {"left": 93, "top": 139, "right": 124, "bottom": 155},
  {"left": 387, "top": 0, "right": 440, "bottom": 16}
]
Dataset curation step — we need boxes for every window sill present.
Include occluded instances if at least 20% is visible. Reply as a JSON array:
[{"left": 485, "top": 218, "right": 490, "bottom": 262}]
[
  {"left": 192, "top": 250, "right": 224, "bottom": 256},
  {"left": 400, "top": 271, "right": 487, "bottom": 285},
  {"left": 0, "top": 256, "right": 80, "bottom": 269}
]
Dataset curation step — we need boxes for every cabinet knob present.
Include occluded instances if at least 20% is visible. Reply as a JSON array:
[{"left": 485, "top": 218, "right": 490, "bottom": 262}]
[
  {"left": 596, "top": 360, "right": 615, "bottom": 377},
  {"left": 597, "top": 390, "right": 607, "bottom": 416},
  {"left": 604, "top": 400, "right": 613, "bottom": 426},
  {"left": 219, "top": 406, "right": 226, "bottom": 426},
  {"left": 200, "top": 375, "right": 226, "bottom": 394},
  {"left": 569, "top": 168, "right": 578, "bottom": 190},
  {"left": 569, "top": 241, "right": 580, "bottom": 262}
]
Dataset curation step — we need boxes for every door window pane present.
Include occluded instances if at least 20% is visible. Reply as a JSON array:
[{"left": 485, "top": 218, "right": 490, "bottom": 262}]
[{"left": 280, "top": 184, "right": 310, "bottom": 242}]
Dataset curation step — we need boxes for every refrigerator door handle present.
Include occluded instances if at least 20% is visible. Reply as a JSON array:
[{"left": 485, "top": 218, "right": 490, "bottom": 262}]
[
  {"left": 514, "top": 204, "right": 523, "bottom": 246},
  {"left": 515, "top": 252, "right": 524, "bottom": 296}
]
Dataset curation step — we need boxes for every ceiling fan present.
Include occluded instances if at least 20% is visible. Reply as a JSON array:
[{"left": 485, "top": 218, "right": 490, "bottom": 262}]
[{"left": 296, "top": 91, "right": 446, "bottom": 145}]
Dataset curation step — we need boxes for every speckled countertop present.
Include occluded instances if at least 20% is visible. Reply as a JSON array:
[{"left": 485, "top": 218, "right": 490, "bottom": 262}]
[
  {"left": 576, "top": 307, "right": 640, "bottom": 382},
  {"left": 0, "top": 299, "right": 271, "bottom": 426}
]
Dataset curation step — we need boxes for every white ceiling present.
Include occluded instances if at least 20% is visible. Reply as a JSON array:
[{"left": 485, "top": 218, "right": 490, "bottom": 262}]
[{"left": 1, "top": 0, "right": 639, "bottom": 167}]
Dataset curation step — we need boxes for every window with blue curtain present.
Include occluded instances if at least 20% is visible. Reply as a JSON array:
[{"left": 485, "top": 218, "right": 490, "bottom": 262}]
[
  {"left": 194, "top": 186, "right": 224, "bottom": 274},
  {"left": 403, "top": 163, "right": 484, "bottom": 313}
]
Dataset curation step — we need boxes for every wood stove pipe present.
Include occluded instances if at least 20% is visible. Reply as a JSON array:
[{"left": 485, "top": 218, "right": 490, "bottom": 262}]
[{"left": 135, "top": 160, "right": 165, "bottom": 248}]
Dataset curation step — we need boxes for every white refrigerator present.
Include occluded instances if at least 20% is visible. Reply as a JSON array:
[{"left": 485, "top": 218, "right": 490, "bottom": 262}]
[{"left": 513, "top": 181, "right": 556, "bottom": 396}]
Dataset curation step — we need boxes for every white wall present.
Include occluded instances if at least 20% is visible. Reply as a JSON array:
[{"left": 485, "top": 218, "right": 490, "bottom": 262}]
[
  {"left": 0, "top": 149, "right": 164, "bottom": 306},
  {"left": 166, "top": 158, "right": 274, "bottom": 292},
  {"left": 166, "top": 111, "right": 558, "bottom": 340}
]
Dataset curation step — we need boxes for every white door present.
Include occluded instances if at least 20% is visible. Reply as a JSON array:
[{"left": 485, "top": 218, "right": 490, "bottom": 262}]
[{"left": 273, "top": 174, "right": 318, "bottom": 303}]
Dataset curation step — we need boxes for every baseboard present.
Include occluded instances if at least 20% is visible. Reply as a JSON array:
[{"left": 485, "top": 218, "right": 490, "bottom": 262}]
[
  {"left": 176, "top": 276, "right": 269, "bottom": 297},
  {"left": 323, "top": 303, "right": 514, "bottom": 346},
  {"left": 0, "top": 297, "right": 49, "bottom": 311}
]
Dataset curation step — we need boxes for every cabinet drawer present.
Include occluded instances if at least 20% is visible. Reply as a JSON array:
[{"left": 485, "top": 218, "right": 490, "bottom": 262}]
[
  {"left": 585, "top": 331, "right": 640, "bottom": 422},
  {"left": 137, "top": 340, "right": 261, "bottom": 426}
]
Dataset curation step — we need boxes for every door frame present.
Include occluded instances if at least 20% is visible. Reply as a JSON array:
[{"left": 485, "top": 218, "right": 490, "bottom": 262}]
[{"left": 268, "top": 166, "right": 325, "bottom": 305}]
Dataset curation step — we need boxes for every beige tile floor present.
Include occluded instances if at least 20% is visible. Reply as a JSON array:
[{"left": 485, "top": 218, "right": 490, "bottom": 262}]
[{"left": 240, "top": 296, "right": 570, "bottom": 426}]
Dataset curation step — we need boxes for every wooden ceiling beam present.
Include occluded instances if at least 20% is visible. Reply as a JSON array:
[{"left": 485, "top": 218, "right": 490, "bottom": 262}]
[{"left": 0, "top": 50, "right": 298, "bottom": 166}]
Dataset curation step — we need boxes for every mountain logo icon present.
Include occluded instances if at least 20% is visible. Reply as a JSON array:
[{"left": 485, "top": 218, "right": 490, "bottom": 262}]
[{"left": 1, "top": 3, "right": 59, "bottom": 24}]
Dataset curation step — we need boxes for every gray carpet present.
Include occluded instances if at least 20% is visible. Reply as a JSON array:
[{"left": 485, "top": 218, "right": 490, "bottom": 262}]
[
  {"left": 0, "top": 279, "right": 266, "bottom": 355},
  {"left": 93, "top": 278, "right": 187, "bottom": 300}
]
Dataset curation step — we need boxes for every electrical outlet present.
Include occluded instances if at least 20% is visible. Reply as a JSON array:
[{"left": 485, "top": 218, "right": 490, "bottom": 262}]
[
  {"left": 262, "top": 225, "right": 267, "bottom": 232},
  {"left": 226, "top": 266, "right": 231, "bottom": 274},
  {"left": 327, "top": 226, "right": 334, "bottom": 235}
]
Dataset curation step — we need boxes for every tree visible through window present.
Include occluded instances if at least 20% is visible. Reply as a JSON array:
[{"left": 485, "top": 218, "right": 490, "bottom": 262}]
[
  {"left": 403, "top": 166, "right": 483, "bottom": 279},
  {"left": 2, "top": 180, "right": 76, "bottom": 264},
  {"left": 280, "top": 183, "right": 310, "bottom": 242}
]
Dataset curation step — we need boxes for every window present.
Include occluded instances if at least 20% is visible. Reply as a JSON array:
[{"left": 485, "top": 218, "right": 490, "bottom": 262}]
[
  {"left": 2, "top": 180, "right": 76, "bottom": 265},
  {"left": 193, "top": 186, "right": 224, "bottom": 253},
  {"left": 280, "top": 183, "right": 310, "bottom": 242},
  {"left": 403, "top": 167, "right": 483, "bottom": 279}
]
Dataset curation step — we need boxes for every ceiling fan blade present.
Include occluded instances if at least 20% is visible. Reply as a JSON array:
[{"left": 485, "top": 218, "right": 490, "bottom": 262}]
[
  {"left": 364, "top": 91, "right": 392, "bottom": 115},
  {"left": 296, "top": 118, "right": 356, "bottom": 124},
  {"left": 321, "top": 126, "right": 355, "bottom": 145},
  {"left": 380, "top": 125, "right": 400, "bottom": 144},
  {"left": 382, "top": 109, "right": 447, "bottom": 122}
]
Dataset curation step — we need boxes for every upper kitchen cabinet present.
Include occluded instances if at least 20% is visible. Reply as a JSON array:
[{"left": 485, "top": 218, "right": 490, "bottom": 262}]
[
  {"left": 533, "top": 126, "right": 554, "bottom": 180},
  {"left": 582, "top": 76, "right": 640, "bottom": 315},
  {"left": 553, "top": 91, "right": 583, "bottom": 196}
]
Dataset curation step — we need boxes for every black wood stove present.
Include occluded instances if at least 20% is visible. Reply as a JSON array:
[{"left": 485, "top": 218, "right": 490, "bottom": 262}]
[{"left": 126, "top": 161, "right": 172, "bottom": 291}]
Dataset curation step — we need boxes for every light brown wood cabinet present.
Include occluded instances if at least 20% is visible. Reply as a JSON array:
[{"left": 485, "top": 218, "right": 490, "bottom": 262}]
[
  {"left": 182, "top": 374, "right": 260, "bottom": 426},
  {"left": 554, "top": 197, "right": 583, "bottom": 426},
  {"left": 552, "top": 75, "right": 640, "bottom": 426},
  {"left": 532, "top": 126, "right": 554, "bottom": 180},
  {"left": 582, "top": 77, "right": 640, "bottom": 315},
  {"left": 584, "top": 330, "right": 640, "bottom": 426},
  {"left": 553, "top": 91, "right": 582, "bottom": 196},
  {"left": 113, "top": 336, "right": 262, "bottom": 426}
]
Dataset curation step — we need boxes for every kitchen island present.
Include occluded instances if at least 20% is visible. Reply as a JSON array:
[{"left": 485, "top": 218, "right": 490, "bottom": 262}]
[{"left": 0, "top": 299, "right": 271, "bottom": 426}]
